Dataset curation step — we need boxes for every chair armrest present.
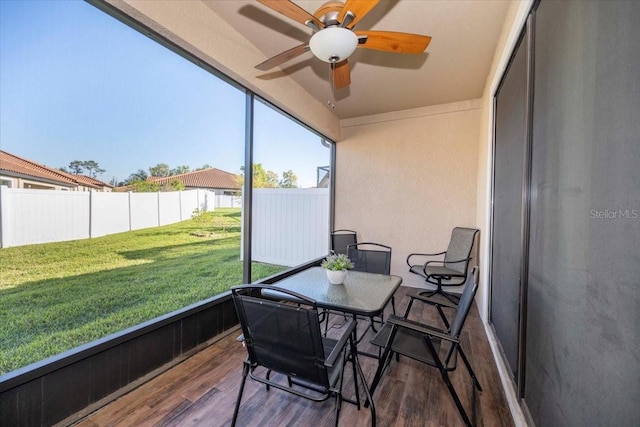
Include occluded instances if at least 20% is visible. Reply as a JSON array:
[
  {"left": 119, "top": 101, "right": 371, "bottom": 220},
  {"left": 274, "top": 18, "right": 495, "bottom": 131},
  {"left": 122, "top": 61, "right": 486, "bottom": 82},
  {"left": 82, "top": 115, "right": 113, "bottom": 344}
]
[
  {"left": 440, "top": 256, "right": 472, "bottom": 267},
  {"left": 423, "top": 257, "right": 471, "bottom": 277},
  {"left": 422, "top": 259, "right": 446, "bottom": 276},
  {"left": 325, "top": 319, "right": 357, "bottom": 368},
  {"left": 406, "top": 288, "right": 457, "bottom": 309},
  {"left": 386, "top": 315, "right": 459, "bottom": 345},
  {"left": 406, "top": 251, "right": 446, "bottom": 267}
]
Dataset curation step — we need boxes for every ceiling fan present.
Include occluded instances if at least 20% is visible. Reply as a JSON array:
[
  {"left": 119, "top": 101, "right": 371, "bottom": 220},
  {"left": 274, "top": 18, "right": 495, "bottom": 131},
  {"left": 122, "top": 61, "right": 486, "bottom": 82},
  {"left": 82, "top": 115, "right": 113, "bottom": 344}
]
[{"left": 255, "top": 0, "right": 432, "bottom": 90}]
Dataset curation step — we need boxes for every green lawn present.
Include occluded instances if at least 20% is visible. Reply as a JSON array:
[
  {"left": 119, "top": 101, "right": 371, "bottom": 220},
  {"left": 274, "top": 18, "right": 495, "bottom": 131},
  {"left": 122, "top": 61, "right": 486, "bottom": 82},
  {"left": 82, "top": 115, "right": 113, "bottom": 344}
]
[{"left": 0, "top": 208, "right": 285, "bottom": 375}]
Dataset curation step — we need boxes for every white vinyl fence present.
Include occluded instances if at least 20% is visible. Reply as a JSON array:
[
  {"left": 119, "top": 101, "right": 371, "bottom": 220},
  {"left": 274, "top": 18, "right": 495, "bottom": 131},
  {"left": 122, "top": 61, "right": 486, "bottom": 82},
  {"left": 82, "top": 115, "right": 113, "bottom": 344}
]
[
  {"left": 0, "top": 186, "right": 329, "bottom": 267},
  {"left": 251, "top": 188, "right": 330, "bottom": 267},
  {"left": 0, "top": 187, "right": 217, "bottom": 248},
  {"left": 215, "top": 194, "right": 241, "bottom": 208}
]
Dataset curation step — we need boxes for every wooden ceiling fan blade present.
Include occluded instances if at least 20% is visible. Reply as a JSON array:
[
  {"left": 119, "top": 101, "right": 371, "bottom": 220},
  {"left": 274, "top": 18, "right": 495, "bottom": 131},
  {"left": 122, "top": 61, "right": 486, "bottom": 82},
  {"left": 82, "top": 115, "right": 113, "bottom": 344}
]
[
  {"left": 355, "top": 30, "right": 432, "bottom": 54},
  {"left": 331, "top": 60, "right": 351, "bottom": 90},
  {"left": 255, "top": 44, "right": 310, "bottom": 71},
  {"left": 338, "top": 0, "right": 380, "bottom": 28},
  {"left": 257, "top": 0, "right": 323, "bottom": 29}
]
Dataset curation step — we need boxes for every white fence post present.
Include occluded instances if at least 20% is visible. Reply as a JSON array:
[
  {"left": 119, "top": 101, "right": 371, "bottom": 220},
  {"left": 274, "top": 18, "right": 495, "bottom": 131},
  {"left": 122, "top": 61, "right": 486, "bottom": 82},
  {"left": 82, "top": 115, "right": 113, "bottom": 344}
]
[
  {"left": 89, "top": 190, "right": 94, "bottom": 238},
  {"left": 0, "top": 185, "right": 8, "bottom": 248}
]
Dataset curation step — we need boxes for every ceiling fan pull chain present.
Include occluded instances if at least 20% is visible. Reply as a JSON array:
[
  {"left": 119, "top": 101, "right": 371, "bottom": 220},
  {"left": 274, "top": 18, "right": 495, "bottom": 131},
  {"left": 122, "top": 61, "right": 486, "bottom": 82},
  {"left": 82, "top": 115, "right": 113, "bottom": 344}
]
[{"left": 329, "top": 64, "right": 336, "bottom": 109}]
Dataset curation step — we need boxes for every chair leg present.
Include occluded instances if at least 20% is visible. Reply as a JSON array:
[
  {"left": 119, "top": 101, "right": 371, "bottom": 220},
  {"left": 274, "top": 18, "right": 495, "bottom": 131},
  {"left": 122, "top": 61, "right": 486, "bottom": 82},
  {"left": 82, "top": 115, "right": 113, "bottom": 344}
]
[
  {"left": 424, "top": 336, "right": 473, "bottom": 426},
  {"left": 366, "top": 328, "right": 397, "bottom": 408},
  {"left": 353, "top": 350, "right": 376, "bottom": 427},
  {"left": 422, "top": 278, "right": 461, "bottom": 305},
  {"left": 349, "top": 338, "right": 362, "bottom": 409},
  {"left": 369, "top": 316, "right": 379, "bottom": 333},
  {"left": 439, "top": 289, "right": 461, "bottom": 305},
  {"left": 323, "top": 309, "right": 330, "bottom": 336},
  {"left": 323, "top": 310, "right": 350, "bottom": 336},
  {"left": 336, "top": 343, "right": 354, "bottom": 426},
  {"left": 436, "top": 305, "right": 451, "bottom": 329},
  {"left": 441, "top": 370, "right": 473, "bottom": 426},
  {"left": 334, "top": 391, "right": 342, "bottom": 427},
  {"left": 458, "top": 347, "right": 483, "bottom": 392},
  {"left": 231, "top": 361, "right": 250, "bottom": 427},
  {"left": 402, "top": 297, "right": 416, "bottom": 318},
  {"left": 355, "top": 319, "right": 374, "bottom": 344}
]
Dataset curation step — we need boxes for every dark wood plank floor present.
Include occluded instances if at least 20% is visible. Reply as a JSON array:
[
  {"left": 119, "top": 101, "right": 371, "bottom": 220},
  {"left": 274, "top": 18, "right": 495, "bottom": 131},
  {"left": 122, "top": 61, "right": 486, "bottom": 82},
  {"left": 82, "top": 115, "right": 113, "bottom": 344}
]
[{"left": 74, "top": 287, "right": 514, "bottom": 427}]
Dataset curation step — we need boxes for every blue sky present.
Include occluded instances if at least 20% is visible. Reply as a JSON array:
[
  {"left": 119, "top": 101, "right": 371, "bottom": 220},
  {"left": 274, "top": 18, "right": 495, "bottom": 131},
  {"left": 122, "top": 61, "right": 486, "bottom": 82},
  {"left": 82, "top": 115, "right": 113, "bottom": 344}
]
[{"left": 0, "top": 0, "right": 329, "bottom": 187}]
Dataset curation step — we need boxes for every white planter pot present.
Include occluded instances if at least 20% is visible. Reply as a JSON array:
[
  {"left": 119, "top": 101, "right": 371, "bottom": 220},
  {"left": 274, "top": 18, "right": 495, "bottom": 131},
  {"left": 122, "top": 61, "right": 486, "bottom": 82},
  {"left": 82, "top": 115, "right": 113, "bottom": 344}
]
[{"left": 326, "top": 269, "right": 347, "bottom": 285}]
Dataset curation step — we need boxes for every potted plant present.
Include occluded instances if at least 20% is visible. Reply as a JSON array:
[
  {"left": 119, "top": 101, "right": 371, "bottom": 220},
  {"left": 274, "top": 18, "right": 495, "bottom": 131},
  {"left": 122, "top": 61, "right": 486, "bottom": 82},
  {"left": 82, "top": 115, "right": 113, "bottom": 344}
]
[{"left": 321, "top": 252, "right": 354, "bottom": 285}]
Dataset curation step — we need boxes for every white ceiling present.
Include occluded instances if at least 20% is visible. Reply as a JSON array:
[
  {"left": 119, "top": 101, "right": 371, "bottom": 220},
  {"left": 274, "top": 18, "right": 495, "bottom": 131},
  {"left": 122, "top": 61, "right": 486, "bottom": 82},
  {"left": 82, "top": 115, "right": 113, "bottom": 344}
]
[{"left": 204, "top": 0, "right": 512, "bottom": 120}]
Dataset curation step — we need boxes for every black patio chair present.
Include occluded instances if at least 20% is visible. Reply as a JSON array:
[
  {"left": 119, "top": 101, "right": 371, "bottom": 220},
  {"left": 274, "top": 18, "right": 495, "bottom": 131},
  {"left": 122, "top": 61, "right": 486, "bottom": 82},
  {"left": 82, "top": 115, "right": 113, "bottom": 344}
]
[
  {"left": 406, "top": 227, "right": 479, "bottom": 305},
  {"left": 347, "top": 242, "right": 395, "bottom": 315},
  {"left": 321, "top": 229, "right": 356, "bottom": 333},
  {"left": 369, "top": 267, "right": 482, "bottom": 426},
  {"left": 331, "top": 229, "right": 357, "bottom": 255},
  {"left": 345, "top": 242, "right": 395, "bottom": 342},
  {"left": 231, "top": 285, "right": 375, "bottom": 427}
]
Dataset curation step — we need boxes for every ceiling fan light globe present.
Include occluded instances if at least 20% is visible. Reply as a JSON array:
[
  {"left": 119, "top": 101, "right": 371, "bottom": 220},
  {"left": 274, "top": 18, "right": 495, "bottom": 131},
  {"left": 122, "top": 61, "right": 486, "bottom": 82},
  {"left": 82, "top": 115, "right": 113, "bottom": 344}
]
[{"left": 309, "top": 27, "right": 358, "bottom": 63}]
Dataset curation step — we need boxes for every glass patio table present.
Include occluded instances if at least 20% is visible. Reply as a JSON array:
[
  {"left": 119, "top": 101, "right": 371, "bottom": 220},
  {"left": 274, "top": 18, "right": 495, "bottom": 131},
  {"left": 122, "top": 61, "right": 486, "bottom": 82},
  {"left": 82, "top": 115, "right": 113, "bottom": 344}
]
[{"left": 265, "top": 266, "right": 402, "bottom": 318}]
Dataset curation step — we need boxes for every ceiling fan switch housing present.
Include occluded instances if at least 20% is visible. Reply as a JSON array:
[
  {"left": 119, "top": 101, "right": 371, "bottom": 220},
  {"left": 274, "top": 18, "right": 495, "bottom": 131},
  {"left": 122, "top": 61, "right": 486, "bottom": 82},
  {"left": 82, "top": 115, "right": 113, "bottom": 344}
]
[{"left": 309, "top": 26, "right": 358, "bottom": 63}]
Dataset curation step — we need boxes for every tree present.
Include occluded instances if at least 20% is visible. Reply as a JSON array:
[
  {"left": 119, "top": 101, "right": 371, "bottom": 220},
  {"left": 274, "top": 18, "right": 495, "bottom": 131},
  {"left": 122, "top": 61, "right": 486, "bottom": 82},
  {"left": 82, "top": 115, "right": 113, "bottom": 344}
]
[
  {"left": 62, "top": 160, "right": 104, "bottom": 177},
  {"left": 170, "top": 165, "right": 190, "bottom": 175},
  {"left": 83, "top": 160, "right": 105, "bottom": 178},
  {"left": 238, "top": 164, "right": 280, "bottom": 188},
  {"left": 132, "top": 180, "right": 160, "bottom": 192},
  {"left": 161, "top": 179, "right": 185, "bottom": 191},
  {"left": 279, "top": 170, "right": 298, "bottom": 188},
  {"left": 149, "top": 163, "right": 171, "bottom": 177},
  {"left": 195, "top": 164, "right": 212, "bottom": 171},
  {"left": 68, "top": 160, "right": 85, "bottom": 175},
  {"left": 125, "top": 169, "right": 148, "bottom": 185}
]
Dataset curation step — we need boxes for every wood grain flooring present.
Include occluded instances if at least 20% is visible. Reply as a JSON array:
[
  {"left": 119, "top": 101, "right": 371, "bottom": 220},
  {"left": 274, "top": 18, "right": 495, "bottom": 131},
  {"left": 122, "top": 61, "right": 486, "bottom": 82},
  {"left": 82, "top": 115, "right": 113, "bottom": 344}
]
[{"left": 74, "top": 287, "right": 514, "bottom": 427}]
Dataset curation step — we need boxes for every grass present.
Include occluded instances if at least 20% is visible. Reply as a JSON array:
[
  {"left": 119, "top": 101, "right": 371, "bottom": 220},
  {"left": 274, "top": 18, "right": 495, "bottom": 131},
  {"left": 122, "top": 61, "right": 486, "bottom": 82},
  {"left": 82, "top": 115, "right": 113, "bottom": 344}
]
[{"left": 0, "top": 208, "right": 286, "bottom": 375}]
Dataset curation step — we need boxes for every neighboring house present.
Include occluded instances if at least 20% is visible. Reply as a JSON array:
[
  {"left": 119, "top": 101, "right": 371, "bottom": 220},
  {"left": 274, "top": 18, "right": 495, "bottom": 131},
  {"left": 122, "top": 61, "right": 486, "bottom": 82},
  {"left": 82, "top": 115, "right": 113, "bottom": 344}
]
[
  {"left": 316, "top": 166, "right": 330, "bottom": 188},
  {"left": 121, "top": 167, "right": 240, "bottom": 195},
  {"left": 0, "top": 150, "right": 113, "bottom": 192}
]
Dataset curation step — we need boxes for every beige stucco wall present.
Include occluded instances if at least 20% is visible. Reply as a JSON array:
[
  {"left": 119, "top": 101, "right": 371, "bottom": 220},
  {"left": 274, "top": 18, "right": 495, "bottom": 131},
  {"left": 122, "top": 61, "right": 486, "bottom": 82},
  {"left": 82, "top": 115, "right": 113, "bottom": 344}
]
[{"left": 335, "top": 100, "right": 481, "bottom": 286}]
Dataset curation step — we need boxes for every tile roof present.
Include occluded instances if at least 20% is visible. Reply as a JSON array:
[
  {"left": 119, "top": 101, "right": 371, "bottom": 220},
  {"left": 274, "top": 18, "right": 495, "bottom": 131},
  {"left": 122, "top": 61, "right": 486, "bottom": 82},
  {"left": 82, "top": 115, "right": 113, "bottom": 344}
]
[
  {"left": 73, "top": 174, "right": 113, "bottom": 188},
  {"left": 0, "top": 150, "right": 112, "bottom": 189},
  {"left": 149, "top": 168, "right": 240, "bottom": 190}
]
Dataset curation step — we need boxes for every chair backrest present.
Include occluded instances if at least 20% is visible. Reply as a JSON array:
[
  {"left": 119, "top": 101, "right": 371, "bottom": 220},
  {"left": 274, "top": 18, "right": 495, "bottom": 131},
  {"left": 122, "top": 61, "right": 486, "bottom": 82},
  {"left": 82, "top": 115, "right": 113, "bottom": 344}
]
[
  {"left": 444, "top": 227, "right": 479, "bottom": 273},
  {"left": 443, "top": 267, "right": 478, "bottom": 364},
  {"left": 232, "top": 285, "right": 330, "bottom": 388},
  {"left": 331, "top": 229, "right": 357, "bottom": 255},
  {"left": 449, "top": 266, "right": 478, "bottom": 338},
  {"left": 347, "top": 242, "right": 392, "bottom": 275}
]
